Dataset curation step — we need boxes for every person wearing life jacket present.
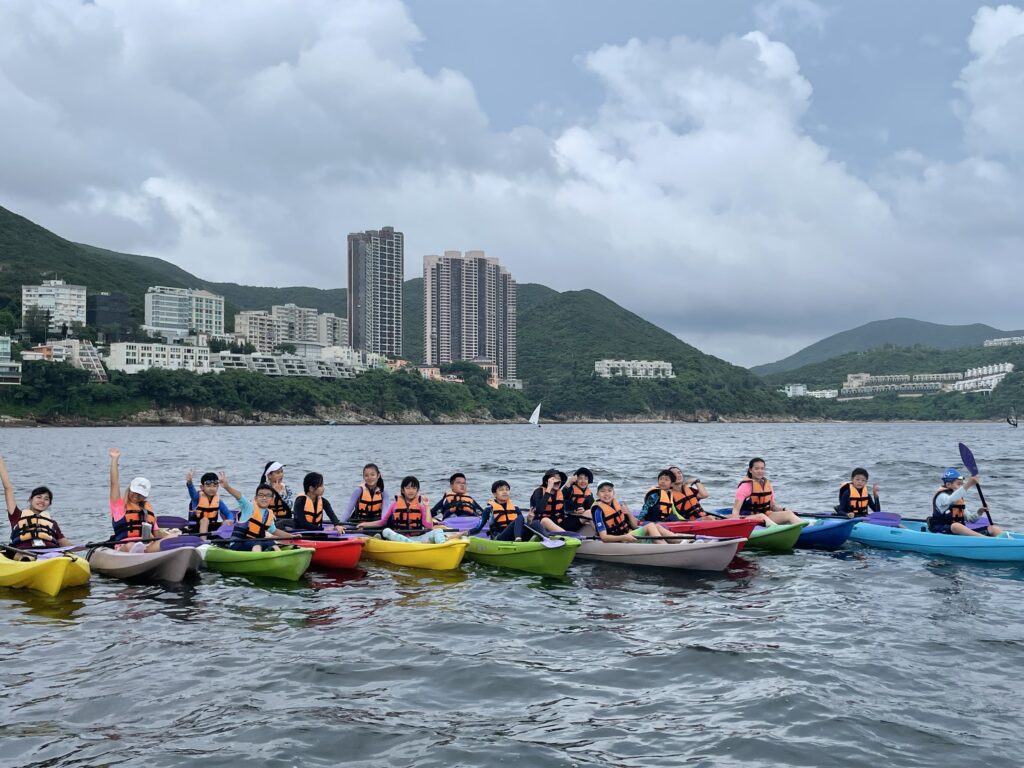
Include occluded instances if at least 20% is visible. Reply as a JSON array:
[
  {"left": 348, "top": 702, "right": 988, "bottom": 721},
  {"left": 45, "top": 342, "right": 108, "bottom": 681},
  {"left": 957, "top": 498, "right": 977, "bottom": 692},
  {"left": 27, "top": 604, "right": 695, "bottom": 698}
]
[
  {"left": 291, "top": 472, "right": 344, "bottom": 533},
  {"left": 226, "top": 481, "right": 300, "bottom": 551},
  {"left": 640, "top": 470, "right": 689, "bottom": 522},
  {"left": 593, "top": 482, "right": 678, "bottom": 544},
  {"left": 430, "top": 473, "right": 485, "bottom": 522},
  {"left": 186, "top": 469, "right": 235, "bottom": 534},
  {"left": 373, "top": 476, "right": 463, "bottom": 544},
  {"left": 927, "top": 469, "right": 1003, "bottom": 537},
  {"left": 532, "top": 469, "right": 588, "bottom": 533},
  {"left": 730, "top": 458, "right": 803, "bottom": 526},
  {"left": 668, "top": 466, "right": 711, "bottom": 520},
  {"left": 563, "top": 467, "right": 596, "bottom": 515},
  {"left": 467, "top": 480, "right": 542, "bottom": 541},
  {"left": 1, "top": 454, "right": 73, "bottom": 559},
  {"left": 342, "top": 463, "right": 386, "bottom": 525},
  {"left": 259, "top": 461, "right": 293, "bottom": 524},
  {"left": 836, "top": 468, "right": 880, "bottom": 518},
  {"left": 108, "top": 448, "right": 179, "bottom": 553}
]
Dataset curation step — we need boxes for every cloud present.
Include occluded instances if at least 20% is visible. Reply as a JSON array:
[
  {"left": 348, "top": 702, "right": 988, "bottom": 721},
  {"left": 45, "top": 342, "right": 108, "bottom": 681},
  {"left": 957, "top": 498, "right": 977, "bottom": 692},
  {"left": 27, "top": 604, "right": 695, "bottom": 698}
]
[
  {"left": 1, "top": 1, "right": 1024, "bottom": 367},
  {"left": 754, "top": 0, "right": 830, "bottom": 35}
]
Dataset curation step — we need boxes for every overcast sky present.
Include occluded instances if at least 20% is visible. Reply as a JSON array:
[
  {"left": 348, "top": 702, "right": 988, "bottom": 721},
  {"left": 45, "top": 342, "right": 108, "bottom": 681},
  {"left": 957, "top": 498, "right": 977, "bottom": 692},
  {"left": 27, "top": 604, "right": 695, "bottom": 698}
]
[{"left": 2, "top": 1, "right": 1023, "bottom": 366}]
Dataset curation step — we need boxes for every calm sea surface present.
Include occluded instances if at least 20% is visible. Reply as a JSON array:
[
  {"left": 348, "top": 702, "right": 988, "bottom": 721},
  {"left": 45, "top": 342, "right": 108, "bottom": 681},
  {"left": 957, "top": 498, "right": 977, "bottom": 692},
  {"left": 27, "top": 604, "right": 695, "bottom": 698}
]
[{"left": 2, "top": 423, "right": 1023, "bottom": 768}]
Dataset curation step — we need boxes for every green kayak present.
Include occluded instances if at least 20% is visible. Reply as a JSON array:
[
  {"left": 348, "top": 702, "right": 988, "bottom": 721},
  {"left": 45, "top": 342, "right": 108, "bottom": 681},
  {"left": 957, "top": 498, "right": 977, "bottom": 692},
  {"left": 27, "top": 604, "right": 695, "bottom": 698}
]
[
  {"left": 744, "top": 521, "right": 809, "bottom": 552},
  {"left": 466, "top": 536, "right": 580, "bottom": 577},
  {"left": 203, "top": 545, "right": 313, "bottom": 581}
]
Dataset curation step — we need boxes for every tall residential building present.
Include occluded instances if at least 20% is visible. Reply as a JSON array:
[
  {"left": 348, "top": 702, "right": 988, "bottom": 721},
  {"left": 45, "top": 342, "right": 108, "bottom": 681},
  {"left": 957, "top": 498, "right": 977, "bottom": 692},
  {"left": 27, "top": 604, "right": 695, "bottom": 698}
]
[
  {"left": 21, "top": 280, "right": 87, "bottom": 333},
  {"left": 318, "top": 313, "right": 347, "bottom": 347},
  {"left": 347, "top": 226, "right": 403, "bottom": 357},
  {"left": 234, "top": 311, "right": 283, "bottom": 355},
  {"left": 423, "top": 250, "right": 517, "bottom": 380},
  {"left": 144, "top": 286, "right": 225, "bottom": 337},
  {"left": 271, "top": 303, "right": 320, "bottom": 344}
]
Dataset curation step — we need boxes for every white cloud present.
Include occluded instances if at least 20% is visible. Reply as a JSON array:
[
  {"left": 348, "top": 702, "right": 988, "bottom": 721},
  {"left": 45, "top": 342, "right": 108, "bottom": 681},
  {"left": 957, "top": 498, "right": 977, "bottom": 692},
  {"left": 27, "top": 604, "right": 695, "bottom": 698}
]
[
  {"left": 754, "top": 0, "right": 830, "bottom": 36},
  {"left": 1, "top": 1, "right": 1024, "bottom": 366}
]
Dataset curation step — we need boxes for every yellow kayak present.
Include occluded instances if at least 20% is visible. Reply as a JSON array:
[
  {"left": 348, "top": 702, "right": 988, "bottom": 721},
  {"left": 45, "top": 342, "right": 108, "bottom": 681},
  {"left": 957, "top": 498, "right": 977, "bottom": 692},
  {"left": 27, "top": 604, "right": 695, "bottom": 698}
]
[
  {"left": 360, "top": 537, "right": 468, "bottom": 571},
  {"left": 0, "top": 552, "right": 91, "bottom": 596}
]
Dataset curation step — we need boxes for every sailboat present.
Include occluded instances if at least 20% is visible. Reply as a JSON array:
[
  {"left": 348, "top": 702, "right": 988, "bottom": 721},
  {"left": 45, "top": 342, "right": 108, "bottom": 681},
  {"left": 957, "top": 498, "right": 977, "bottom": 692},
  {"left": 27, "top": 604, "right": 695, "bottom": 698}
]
[
  {"left": 528, "top": 403, "right": 541, "bottom": 428},
  {"left": 1008, "top": 406, "right": 1018, "bottom": 428}
]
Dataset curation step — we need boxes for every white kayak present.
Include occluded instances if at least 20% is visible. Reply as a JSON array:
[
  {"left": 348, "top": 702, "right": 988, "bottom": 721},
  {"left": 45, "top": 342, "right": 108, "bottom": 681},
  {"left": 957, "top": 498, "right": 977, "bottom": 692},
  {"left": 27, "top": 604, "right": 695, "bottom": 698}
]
[
  {"left": 85, "top": 546, "right": 202, "bottom": 583},
  {"left": 575, "top": 537, "right": 742, "bottom": 572}
]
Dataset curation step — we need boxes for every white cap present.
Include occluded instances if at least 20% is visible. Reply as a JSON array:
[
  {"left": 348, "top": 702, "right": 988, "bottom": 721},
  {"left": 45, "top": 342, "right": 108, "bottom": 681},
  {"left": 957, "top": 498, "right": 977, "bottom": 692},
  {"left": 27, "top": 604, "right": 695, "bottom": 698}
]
[
  {"left": 265, "top": 461, "right": 285, "bottom": 475},
  {"left": 128, "top": 477, "right": 151, "bottom": 498}
]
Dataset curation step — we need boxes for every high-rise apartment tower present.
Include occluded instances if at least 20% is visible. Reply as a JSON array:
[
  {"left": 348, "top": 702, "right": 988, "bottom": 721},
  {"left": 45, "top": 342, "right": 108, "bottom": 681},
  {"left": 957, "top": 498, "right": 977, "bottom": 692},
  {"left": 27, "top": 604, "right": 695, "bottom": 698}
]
[{"left": 347, "top": 227, "right": 403, "bottom": 357}]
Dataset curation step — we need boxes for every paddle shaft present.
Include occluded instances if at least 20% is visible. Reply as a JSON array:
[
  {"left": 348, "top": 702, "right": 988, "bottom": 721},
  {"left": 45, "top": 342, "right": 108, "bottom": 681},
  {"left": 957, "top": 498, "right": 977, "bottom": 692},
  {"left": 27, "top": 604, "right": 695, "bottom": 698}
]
[{"left": 959, "top": 442, "right": 995, "bottom": 526}]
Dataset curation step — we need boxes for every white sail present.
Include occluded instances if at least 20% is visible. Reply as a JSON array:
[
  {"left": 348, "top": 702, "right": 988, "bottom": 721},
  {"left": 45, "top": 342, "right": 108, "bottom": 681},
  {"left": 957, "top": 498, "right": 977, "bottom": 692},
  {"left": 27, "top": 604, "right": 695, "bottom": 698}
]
[{"left": 528, "top": 403, "right": 541, "bottom": 426}]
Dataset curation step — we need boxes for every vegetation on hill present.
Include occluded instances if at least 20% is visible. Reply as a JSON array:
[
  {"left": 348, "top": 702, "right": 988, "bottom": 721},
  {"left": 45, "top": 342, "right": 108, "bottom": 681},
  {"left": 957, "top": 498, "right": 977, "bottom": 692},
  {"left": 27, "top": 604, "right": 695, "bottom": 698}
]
[
  {"left": 402, "top": 277, "right": 424, "bottom": 364},
  {"left": 751, "top": 318, "right": 1024, "bottom": 376}
]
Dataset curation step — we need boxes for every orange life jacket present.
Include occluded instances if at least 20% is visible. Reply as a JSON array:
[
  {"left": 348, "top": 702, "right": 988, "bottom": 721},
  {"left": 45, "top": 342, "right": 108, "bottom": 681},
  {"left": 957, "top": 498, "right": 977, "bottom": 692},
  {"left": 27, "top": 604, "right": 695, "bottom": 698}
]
[
  {"left": 123, "top": 499, "right": 156, "bottom": 538},
  {"left": 740, "top": 478, "right": 774, "bottom": 516},
  {"left": 240, "top": 507, "right": 274, "bottom": 539},
  {"left": 352, "top": 485, "right": 383, "bottom": 522},
  {"left": 299, "top": 495, "right": 323, "bottom": 527},
  {"left": 10, "top": 510, "right": 58, "bottom": 546},
  {"left": 535, "top": 487, "right": 566, "bottom": 522},
  {"left": 442, "top": 492, "right": 478, "bottom": 517},
  {"left": 488, "top": 499, "right": 520, "bottom": 535},
  {"left": 192, "top": 492, "right": 221, "bottom": 524},
  {"left": 565, "top": 483, "right": 593, "bottom": 510},
  {"left": 645, "top": 487, "right": 685, "bottom": 521},
  {"left": 841, "top": 482, "right": 870, "bottom": 515},
  {"left": 677, "top": 485, "right": 707, "bottom": 519},
  {"left": 931, "top": 487, "right": 966, "bottom": 526},
  {"left": 391, "top": 495, "right": 424, "bottom": 531},
  {"left": 268, "top": 485, "right": 290, "bottom": 520},
  {"left": 594, "top": 500, "right": 630, "bottom": 536}
]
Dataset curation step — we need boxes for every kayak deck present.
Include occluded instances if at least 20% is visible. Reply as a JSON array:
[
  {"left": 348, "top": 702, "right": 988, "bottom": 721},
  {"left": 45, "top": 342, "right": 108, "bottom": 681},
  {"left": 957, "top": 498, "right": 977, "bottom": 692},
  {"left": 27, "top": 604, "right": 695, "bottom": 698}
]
[
  {"left": 293, "top": 537, "right": 366, "bottom": 569},
  {"left": 360, "top": 537, "right": 468, "bottom": 571},
  {"left": 849, "top": 520, "right": 1024, "bottom": 562},
  {"left": 574, "top": 537, "right": 742, "bottom": 571},
  {"left": 0, "top": 553, "right": 91, "bottom": 596},
  {"left": 86, "top": 546, "right": 202, "bottom": 582},
  {"left": 466, "top": 536, "right": 580, "bottom": 577},
  {"left": 204, "top": 545, "right": 314, "bottom": 581}
]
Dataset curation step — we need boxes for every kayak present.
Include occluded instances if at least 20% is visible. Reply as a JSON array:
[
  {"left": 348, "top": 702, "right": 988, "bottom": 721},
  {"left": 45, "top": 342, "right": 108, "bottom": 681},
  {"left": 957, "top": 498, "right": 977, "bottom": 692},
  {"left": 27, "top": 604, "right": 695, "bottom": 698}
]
[
  {"left": 745, "top": 522, "right": 808, "bottom": 552},
  {"left": 204, "top": 545, "right": 313, "bottom": 581},
  {"left": 661, "top": 518, "right": 757, "bottom": 551},
  {"left": 794, "top": 518, "right": 856, "bottom": 551},
  {"left": 466, "top": 536, "right": 580, "bottom": 577},
  {"left": 360, "top": 537, "right": 468, "bottom": 571},
  {"left": 85, "top": 546, "right": 202, "bottom": 582},
  {"left": 574, "top": 537, "right": 742, "bottom": 571},
  {"left": 293, "top": 537, "right": 366, "bottom": 569},
  {"left": 849, "top": 520, "right": 1024, "bottom": 562},
  {"left": 0, "top": 552, "right": 91, "bottom": 596}
]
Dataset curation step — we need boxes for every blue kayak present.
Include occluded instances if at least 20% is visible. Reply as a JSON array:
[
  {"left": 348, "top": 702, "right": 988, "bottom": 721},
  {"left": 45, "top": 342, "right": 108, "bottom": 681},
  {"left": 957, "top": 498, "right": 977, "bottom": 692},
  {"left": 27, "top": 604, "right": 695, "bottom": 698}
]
[
  {"left": 795, "top": 518, "right": 856, "bottom": 551},
  {"left": 848, "top": 520, "right": 1024, "bottom": 563}
]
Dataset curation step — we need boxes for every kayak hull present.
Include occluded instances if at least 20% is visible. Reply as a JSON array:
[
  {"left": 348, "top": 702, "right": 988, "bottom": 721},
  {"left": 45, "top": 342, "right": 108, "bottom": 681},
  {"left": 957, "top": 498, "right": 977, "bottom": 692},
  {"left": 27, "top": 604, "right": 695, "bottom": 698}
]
[
  {"left": 293, "top": 537, "right": 366, "bottom": 569},
  {"left": 795, "top": 518, "right": 856, "bottom": 551},
  {"left": 360, "top": 537, "right": 468, "bottom": 571},
  {"left": 86, "top": 546, "right": 202, "bottom": 582},
  {"left": 661, "top": 519, "right": 756, "bottom": 551},
  {"left": 0, "top": 553, "right": 91, "bottom": 596},
  {"left": 745, "top": 522, "right": 808, "bottom": 552},
  {"left": 849, "top": 520, "right": 1024, "bottom": 562},
  {"left": 466, "top": 536, "right": 580, "bottom": 577},
  {"left": 203, "top": 546, "right": 313, "bottom": 580},
  {"left": 574, "top": 537, "right": 741, "bottom": 571}
]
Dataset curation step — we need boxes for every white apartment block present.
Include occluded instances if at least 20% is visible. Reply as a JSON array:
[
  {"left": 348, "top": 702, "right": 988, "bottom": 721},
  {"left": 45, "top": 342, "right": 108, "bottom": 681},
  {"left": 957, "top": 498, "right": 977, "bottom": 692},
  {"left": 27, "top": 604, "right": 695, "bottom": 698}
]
[
  {"left": 965, "top": 363, "right": 1014, "bottom": 378},
  {"left": 0, "top": 336, "right": 19, "bottom": 386},
  {"left": 781, "top": 383, "right": 807, "bottom": 397},
  {"left": 210, "top": 346, "right": 387, "bottom": 379},
  {"left": 348, "top": 226, "right": 403, "bottom": 357},
  {"left": 21, "top": 280, "right": 87, "bottom": 333},
  {"left": 106, "top": 342, "right": 211, "bottom": 375},
  {"left": 594, "top": 359, "right": 674, "bottom": 379},
  {"left": 144, "top": 286, "right": 225, "bottom": 337},
  {"left": 984, "top": 337, "right": 1024, "bottom": 347},
  {"left": 234, "top": 311, "right": 283, "bottom": 354},
  {"left": 271, "top": 303, "right": 320, "bottom": 344},
  {"left": 318, "top": 313, "right": 347, "bottom": 347}
]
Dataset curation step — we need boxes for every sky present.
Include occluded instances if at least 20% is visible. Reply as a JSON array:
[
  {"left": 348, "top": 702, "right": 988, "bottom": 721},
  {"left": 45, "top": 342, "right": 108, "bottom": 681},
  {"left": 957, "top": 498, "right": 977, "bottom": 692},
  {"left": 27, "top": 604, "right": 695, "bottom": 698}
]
[{"left": 2, "top": 0, "right": 1023, "bottom": 367}]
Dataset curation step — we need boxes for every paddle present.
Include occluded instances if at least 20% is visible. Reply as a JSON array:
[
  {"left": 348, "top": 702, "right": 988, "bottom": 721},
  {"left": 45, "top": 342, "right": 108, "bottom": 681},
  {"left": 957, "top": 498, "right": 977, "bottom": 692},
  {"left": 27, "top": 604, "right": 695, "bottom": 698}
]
[{"left": 959, "top": 442, "right": 995, "bottom": 526}]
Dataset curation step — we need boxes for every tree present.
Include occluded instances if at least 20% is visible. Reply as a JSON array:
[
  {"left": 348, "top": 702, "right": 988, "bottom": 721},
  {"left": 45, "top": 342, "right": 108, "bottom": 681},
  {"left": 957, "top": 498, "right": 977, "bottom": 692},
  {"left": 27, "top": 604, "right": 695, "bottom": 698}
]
[
  {"left": 0, "top": 309, "right": 15, "bottom": 335},
  {"left": 274, "top": 343, "right": 297, "bottom": 355},
  {"left": 22, "top": 306, "right": 50, "bottom": 344}
]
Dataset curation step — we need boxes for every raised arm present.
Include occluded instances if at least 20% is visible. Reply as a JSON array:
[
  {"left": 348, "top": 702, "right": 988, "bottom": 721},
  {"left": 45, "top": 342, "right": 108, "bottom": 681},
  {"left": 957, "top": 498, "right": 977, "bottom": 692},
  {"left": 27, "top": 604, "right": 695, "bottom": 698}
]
[
  {"left": 220, "top": 471, "right": 242, "bottom": 501},
  {"left": 0, "top": 455, "right": 17, "bottom": 514},
  {"left": 108, "top": 448, "right": 122, "bottom": 503}
]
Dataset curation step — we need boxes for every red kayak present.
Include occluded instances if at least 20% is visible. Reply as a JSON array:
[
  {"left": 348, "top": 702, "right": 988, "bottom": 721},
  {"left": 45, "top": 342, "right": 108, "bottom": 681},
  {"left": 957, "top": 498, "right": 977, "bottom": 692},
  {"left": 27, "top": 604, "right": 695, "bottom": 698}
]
[
  {"left": 661, "top": 518, "right": 757, "bottom": 552},
  {"left": 293, "top": 538, "right": 366, "bottom": 569}
]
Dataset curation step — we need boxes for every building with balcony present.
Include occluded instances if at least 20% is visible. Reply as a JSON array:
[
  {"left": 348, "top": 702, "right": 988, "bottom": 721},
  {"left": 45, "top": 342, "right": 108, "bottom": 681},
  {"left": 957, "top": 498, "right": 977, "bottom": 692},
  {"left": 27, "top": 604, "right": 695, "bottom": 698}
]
[
  {"left": 21, "top": 280, "right": 87, "bottom": 334},
  {"left": 594, "top": 359, "right": 674, "bottom": 379},
  {"left": 106, "top": 342, "right": 211, "bottom": 374}
]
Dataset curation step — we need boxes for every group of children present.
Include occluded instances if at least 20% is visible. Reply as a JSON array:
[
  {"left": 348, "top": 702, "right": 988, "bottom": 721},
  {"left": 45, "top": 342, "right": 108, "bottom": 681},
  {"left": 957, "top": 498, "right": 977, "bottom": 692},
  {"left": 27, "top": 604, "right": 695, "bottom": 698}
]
[{"left": 1, "top": 450, "right": 1003, "bottom": 559}]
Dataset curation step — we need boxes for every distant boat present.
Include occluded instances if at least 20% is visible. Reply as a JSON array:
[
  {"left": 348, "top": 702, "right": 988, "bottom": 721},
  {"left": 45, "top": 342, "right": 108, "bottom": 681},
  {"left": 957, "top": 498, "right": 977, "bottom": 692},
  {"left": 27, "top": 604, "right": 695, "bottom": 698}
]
[
  {"left": 1008, "top": 406, "right": 1018, "bottom": 428},
  {"left": 528, "top": 403, "right": 541, "bottom": 428}
]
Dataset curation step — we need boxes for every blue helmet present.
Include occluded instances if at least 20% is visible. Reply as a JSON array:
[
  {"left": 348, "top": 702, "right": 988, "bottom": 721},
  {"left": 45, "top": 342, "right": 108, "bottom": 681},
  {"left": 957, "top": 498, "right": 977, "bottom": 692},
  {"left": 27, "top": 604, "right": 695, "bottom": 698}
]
[{"left": 942, "top": 468, "right": 962, "bottom": 483}]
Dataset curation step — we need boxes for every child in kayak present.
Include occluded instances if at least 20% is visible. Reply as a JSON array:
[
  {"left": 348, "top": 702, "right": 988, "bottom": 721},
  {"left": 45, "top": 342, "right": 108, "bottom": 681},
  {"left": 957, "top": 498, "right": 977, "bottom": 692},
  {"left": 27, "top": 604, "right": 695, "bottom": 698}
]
[
  {"left": 225, "top": 481, "right": 299, "bottom": 551},
  {"left": 466, "top": 480, "right": 541, "bottom": 541},
  {"left": 730, "top": 458, "right": 802, "bottom": 526},
  {"left": 836, "top": 468, "right": 880, "bottom": 518},
  {"left": 563, "top": 468, "right": 595, "bottom": 515},
  {"left": 430, "top": 472, "right": 485, "bottom": 522},
  {"left": 532, "top": 469, "right": 590, "bottom": 533},
  {"left": 668, "top": 466, "right": 712, "bottom": 520},
  {"left": 109, "top": 448, "right": 179, "bottom": 553},
  {"left": 1, "top": 453, "right": 74, "bottom": 557},
  {"left": 186, "top": 470, "right": 236, "bottom": 534},
  {"left": 342, "top": 463, "right": 386, "bottom": 525},
  {"left": 363, "top": 476, "right": 462, "bottom": 544},
  {"left": 593, "top": 482, "right": 677, "bottom": 544},
  {"left": 291, "top": 472, "right": 344, "bottom": 534},
  {"left": 927, "top": 469, "right": 1004, "bottom": 537},
  {"left": 640, "top": 470, "right": 690, "bottom": 522},
  {"left": 259, "top": 461, "right": 293, "bottom": 522}
]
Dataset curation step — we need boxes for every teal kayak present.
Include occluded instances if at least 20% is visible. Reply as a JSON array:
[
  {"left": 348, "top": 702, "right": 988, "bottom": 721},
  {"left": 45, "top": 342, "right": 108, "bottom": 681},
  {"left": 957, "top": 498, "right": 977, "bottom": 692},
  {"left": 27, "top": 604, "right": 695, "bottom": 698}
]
[
  {"left": 204, "top": 545, "right": 313, "bottom": 580},
  {"left": 466, "top": 536, "right": 580, "bottom": 577},
  {"left": 849, "top": 520, "right": 1024, "bottom": 562}
]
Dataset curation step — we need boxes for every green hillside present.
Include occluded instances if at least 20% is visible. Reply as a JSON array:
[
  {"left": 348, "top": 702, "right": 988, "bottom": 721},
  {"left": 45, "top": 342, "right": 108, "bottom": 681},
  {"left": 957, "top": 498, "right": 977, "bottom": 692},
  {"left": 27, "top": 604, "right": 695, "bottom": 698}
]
[
  {"left": 402, "top": 277, "right": 424, "bottom": 363},
  {"left": 751, "top": 318, "right": 1024, "bottom": 376}
]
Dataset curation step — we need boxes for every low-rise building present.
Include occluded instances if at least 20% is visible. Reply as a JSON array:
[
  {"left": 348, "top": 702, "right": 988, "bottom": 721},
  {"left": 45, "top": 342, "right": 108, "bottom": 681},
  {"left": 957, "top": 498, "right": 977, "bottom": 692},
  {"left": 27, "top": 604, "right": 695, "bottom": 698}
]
[
  {"left": 594, "top": 359, "right": 674, "bottom": 379},
  {"left": 781, "top": 384, "right": 807, "bottom": 397},
  {"left": 0, "top": 335, "right": 21, "bottom": 386},
  {"left": 106, "top": 342, "right": 211, "bottom": 374},
  {"left": 21, "top": 339, "right": 108, "bottom": 382},
  {"left": 983, "top": 337, "right": 1024, "bottom": 347}
]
